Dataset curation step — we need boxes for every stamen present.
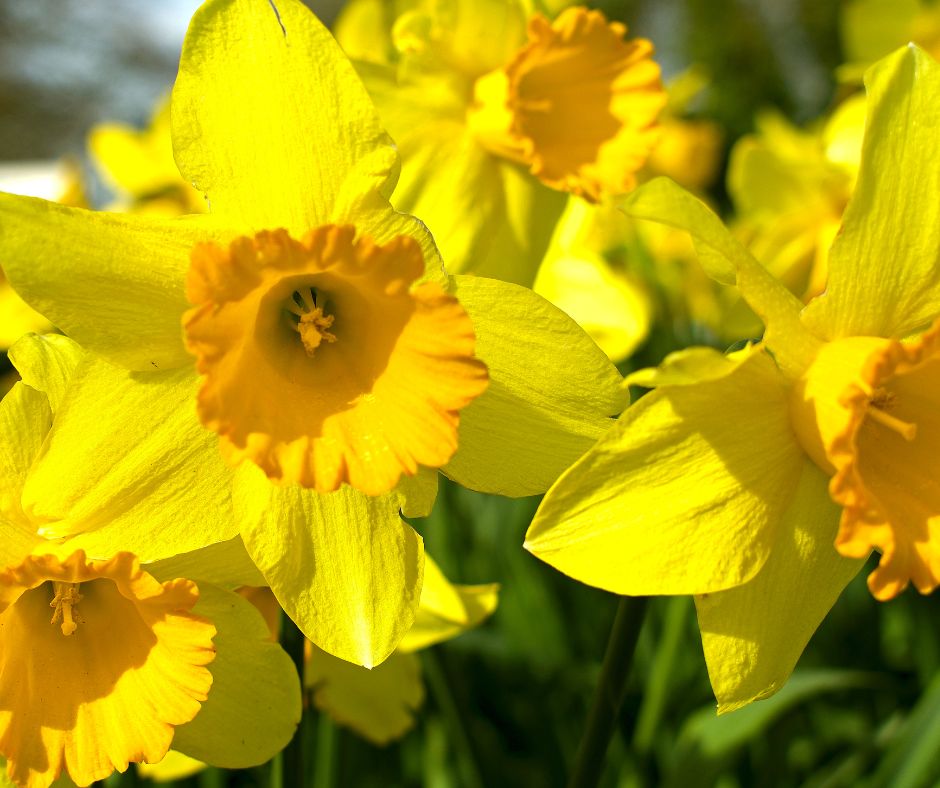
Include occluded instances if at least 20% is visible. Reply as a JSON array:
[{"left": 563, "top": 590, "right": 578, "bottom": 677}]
[
  {"left": 867, "top": 403, "right": 917, "bottom": 441},
  {"left": 291, "top": 306, "right": 337, "bottom": 356},
  {"left": 49, "top": 581, "right": 83, "bottom": 636},
  {"left": 298, "top": 287, "right": 317, "bottom": 313}
]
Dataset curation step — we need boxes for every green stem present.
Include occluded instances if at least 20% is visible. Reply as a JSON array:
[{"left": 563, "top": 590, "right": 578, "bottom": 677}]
[
  {"left": 280, "top": 612, "right": 307, "bottom": 788},
  {"left": 313, "top": 715, "right": 337, "bottom": 788},
  {"left": 422, "top": 648, "right": 485, "bottom": 788},
  {"left": 568, "top": 595, "right": 650, "bottom": 788},
  {"left": 633, "top": 597, "right": 689, "bottom": 755}
]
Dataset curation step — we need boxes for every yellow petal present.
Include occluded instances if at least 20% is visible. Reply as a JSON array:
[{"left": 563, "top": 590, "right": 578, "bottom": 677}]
[
  {"left": 534, "top": 248, "right": 652, "bottom": 363},
  {"left": 0, "top": 193, "right": 228, "bottom": 371},
  {"left": 625, "top": 346, "right": 751, "bottom": 388},
  {"left": 173, "top": 0, "right": 396, "bottom": 234},
  {"left": 183, "top": 226, "right": 488, "bottom": 495},
  {"left": 0, "top": 552, "right": 215, "bottom": 788},
  {"left": 235, "top": 463, "right": 424, "bottom": 668},
  {"left": 144, "top": 537, "right": 267, "bottom": 591},
  {"left": 0, "top": 279, "right": 50, "bottom": 351},
  {"left": 169, "top": 584, "right": 301, "bottom": 768},
  {"left": 445, "top": 275, "right": 628, "bottom": 496},
  {"left": 90, "top": 98, "right": 203, "bottom": 214},
  {"left": 8, "top": 334, "right": 84, "bottom": 414},
  {"left": 803, "top": 45, "right": 940, "bottom": 340},
  {"left": 526, "top": 348, "right": 804, "bottom": 595},
  {"left": 0, "top": 383, "right": 49, "bottom": 567},
  {"left": 398, "top": 555, "right": 499, "bottom": 653},
  {"left": 137, "top": 751, "right": 205, "bottom": 783},
  {"left": 620, "top": 178, "right": 821, "bottom": 377},
  {"left": 21, "top": 358, "right": 237, "bottom": 559},
  {"left": 307, "top": 648, "right": 423, "bottom": 745},
  {"left": 359, "top": 53, "right": 565, "bottom": 284},
  {"left": 697, "top": 460, "right": 864, "bottom": 713},
  {"left": 397, "top": 467, "right": 439, "bottom": 519}
]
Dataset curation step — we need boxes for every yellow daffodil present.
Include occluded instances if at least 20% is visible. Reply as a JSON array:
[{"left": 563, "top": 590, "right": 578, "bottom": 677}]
[
  {"left": 532, "top": 68, "right": 724, "bottom": 360},
  {"left": 526, "top": 45, "right": 940, "bottom": 712},
  {"left": 88, "top": 98, "right": 205, "bottom": 216},
  {"left": 335, "top": 0, "right": 665, "bottom": 284},
  {"left": 728, "top": 98, "right": 865, "bottom": 310},
  {"left": 0, "top": 335, "right": 300, "bottom": 787},
  {"left": 533, "top": 197, "right": 653, "bottom": 363},
  {"left": 0, "top": 0, "right": 624, "bottom": 667}
]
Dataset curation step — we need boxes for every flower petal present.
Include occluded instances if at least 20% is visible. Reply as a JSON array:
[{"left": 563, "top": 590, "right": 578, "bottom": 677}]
[
  {"left": 169, "top": 583, "right": 301, "bottom": 768},
  {"left": 235, "top": 464, "right": 424, "bottom": 668},
  {"left": 0, "top": 193, "right": 226, "bottom": 371},
  {"left": 445, "top": 275, "right": 627, "bottom": 496},
  {"left": 619, "top": 178, "right": 820, "bottom": 377},
  {"left": 173, "top": 0, "right": 397, "bottom": 234},
  {"left": 696, "top": 460, "right": 864, "bottom": 713},
  {"left": 0, "top": 280, "right": 50, "bottom": 351},
  {"left": 21, "top": 359, "right": 237, "bottom": 560},
  {"left": 145, "top": 537, "right": 267, "bottom": 591},
  {"left": 398, "top": 555, "right": 499, "bottom": 653},
  {"left": 802, "top": 45, "right": 940, "bottom": 340},
  {"left": 0, "top": 383, "right": 49, "bottom": 567},
  {"left": 307, "top": 648, "right": 423, "bottom": 745},
  {"left": 8, "top": 333, "right": 84, "bottom": 414},
  {"left": 525, "top": 348, "right": 804, "bottom": 595}
]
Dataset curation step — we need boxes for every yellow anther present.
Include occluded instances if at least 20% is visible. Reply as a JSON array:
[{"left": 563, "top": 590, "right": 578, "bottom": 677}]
[
  {"left": 292, "top": 307, "right": 337, "bottom": 356},
  {"left": 49, "top": 582, "right": 83, "bottom": 636}
]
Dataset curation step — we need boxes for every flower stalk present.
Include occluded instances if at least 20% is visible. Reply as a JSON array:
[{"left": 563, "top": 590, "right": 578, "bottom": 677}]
[{"left": 568, "top": 595, "right": 649, "bottom": 788}]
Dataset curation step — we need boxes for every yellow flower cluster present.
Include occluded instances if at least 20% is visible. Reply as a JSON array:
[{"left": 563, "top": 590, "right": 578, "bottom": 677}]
[{"left": 0, "top": 0, "right": 938, "bottom": 784}]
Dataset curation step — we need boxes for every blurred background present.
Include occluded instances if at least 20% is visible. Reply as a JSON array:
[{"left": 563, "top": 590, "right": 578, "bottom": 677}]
[{"left": 3, "top": 1, "right": 940, "bottom": 787}]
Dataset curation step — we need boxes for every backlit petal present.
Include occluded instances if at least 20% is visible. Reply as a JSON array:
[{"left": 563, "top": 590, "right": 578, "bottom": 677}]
[
  {"left": 619, "top": 178, "right": 821, "bottom": 378},
  {"left": 173, "top": 0, "right": 397, "bottom": 234},
  {"left": 306, "top": 648, "right": 423, "bottom": 745},
  {"left": 398, "top": 555, "right": 499, "bottom": 653},
  {"left": 21, "top": 358, "right": 236, "bottom": 560},
  {"left": 803, "top": 45, "right": 940, "bottom": 340},
  {"left": 697, "top": 460, "right": 864, "bottom": 713},
  {"left": 445, "top": 275, "right": 627, "bottom": 497},
  {"left": 526, "top": 348, "right": 804, "bottom": 595},
  {"left": 0, "top": 193, "right": 228, "bottom": 371},
  {"left": 169, "top": 584, "right": 300, "bottom": 768},
  {"left": 235, "top": 464, "right": 424, "bottom": 668}
]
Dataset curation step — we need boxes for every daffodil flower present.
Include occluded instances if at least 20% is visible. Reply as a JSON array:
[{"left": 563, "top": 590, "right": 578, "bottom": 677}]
[
  {"left": 0, "top": 335, "right": 300, "bottom": 788},
  {"left": 88, "top": 97, "right": 205, "bottom": 216},
  {"left": 526, "top": 45, "right": 940, "bottom": 711},
  {"left": 335, "top": 0, "right": 665, "bottom": 284},
  {"left": 0, "top": 0, "right": 623, "bottom": 666},
  {"left": 728, "top": 98, "right": 864, "bottom": 309}
]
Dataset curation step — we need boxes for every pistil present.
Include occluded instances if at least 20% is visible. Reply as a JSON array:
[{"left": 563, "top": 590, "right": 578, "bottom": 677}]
[{"left": 49, "top": 581, "right": 83, "bottom": 636}]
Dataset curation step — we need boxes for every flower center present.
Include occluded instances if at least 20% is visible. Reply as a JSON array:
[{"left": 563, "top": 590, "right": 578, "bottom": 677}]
[
  {"left": 789, "top": 322, "right": 940, "bottom": 600},
  {"left": 285, "top": 287, "right": 337, "bottom": 357},
  {"left": 466, "top": 6, "right": 665, "bottom": 201},
  {"left": 49, "top": 581, "right": 82, "bottom": 636},
  {"left": 184, "top": 226, "right": 489, "bottom": 494}
]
